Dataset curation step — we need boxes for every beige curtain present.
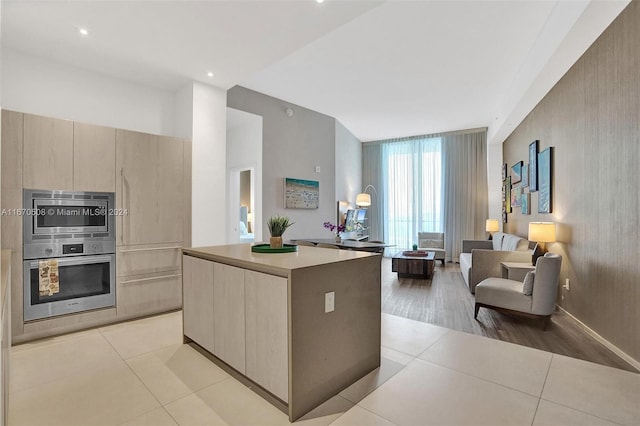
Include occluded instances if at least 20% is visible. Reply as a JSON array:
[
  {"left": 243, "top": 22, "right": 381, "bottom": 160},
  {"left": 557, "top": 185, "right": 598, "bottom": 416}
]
[{"left": 442, "top": 130, "right": 488, "bottom": 261}]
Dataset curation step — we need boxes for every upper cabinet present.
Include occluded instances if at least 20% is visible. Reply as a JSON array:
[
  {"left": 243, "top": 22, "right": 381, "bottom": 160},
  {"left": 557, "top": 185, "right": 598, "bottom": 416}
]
[
  {"left": 116, "top": 129, "right": 184, "bottom": 246},
  {"left": 73, "top": 123, "right": 116, "bottom": 192},
  {"left": 1, "top": 110, "right": 24, "bottom": 190},
  {"left": 23, "top": 114, "right": 74, "bottom": 190}
]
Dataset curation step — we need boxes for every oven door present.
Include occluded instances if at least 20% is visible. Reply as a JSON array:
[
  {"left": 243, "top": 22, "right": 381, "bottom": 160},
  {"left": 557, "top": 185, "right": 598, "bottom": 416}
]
[{"left": 23, "top": 254, "right": 115, "bottom": 321}]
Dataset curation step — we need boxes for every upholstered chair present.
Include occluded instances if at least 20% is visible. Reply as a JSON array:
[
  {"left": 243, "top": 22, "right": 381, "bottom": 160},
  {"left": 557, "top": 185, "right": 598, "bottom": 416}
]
[
  {"left": 418, "top": 232, "right": 445, "bottom": 265},
  {"left": 296, "top": 240, "right": 316, "bottom": 247},
  {"left": 474, "top": 252, "right": 562, "bottom": 330}
]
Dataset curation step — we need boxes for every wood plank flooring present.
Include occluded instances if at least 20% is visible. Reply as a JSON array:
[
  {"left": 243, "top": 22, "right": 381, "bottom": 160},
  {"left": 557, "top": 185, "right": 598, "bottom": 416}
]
[{"left": 381, "top": 258, "right": 638, "bottom": 373}]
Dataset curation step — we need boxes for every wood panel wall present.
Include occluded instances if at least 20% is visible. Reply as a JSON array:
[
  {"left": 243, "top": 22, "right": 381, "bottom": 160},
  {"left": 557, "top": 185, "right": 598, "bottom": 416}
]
[{"left": 502, "top": 0, "right": 639, "bottom": 362}]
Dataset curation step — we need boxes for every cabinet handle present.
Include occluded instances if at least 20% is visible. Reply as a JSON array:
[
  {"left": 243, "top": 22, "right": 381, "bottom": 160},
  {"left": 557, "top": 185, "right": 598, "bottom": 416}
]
[
  {"left": 120, "top": 273, "right": 182, "bottom": 285},
  {"left": 120, "top": 167, "right": 125, "bottom": 244},
  {"left": 119, "top": 246, "right": 182, "bottom": 253}
]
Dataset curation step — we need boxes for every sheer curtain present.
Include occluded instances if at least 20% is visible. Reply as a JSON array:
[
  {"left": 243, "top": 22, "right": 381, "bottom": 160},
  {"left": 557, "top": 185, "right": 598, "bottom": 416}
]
[
  {"left": 362, "top": 129, "right": 487, "bottom": 260},
  {"left": 381, "top": 137, "right": 443, "bottom": 250}
]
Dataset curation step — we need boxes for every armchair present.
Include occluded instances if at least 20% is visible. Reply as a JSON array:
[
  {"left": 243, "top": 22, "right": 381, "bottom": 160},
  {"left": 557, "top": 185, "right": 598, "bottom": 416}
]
[
  {"left": 474, "top": 252, "right": 562, "bottom": 330},
  {"left": 418, "top": 232, "right": 445, "bottom": 265}
]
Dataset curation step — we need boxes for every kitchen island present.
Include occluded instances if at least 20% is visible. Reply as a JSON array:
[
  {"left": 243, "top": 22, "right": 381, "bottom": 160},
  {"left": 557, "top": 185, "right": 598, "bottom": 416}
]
[{"left": 182, "top": 244, "right": 381, "bottom": 421}]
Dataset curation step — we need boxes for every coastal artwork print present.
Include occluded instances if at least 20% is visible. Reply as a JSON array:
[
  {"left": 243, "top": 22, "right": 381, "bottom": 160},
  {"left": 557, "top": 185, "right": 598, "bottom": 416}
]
[
  {"left": 284, "top": 178, "right": 319, "bottom": 209},
  {"left": 538, "top": 147, "right": 553, "bottom": 213}
]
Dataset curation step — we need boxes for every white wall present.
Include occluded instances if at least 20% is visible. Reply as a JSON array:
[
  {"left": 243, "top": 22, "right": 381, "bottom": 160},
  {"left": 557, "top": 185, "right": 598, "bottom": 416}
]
[
  {"left": 1, "top": 49, "right": 177, "bottom": 136},
  {"left": 227, "top": 108, "right": 263, "bottom": 243},
  {"left": 487, "top": 143, "right": 503, "bottom": 231},
  {"left": 191, "top": 82, "right": 227, "bottom": 247},
  {"left": 335, "top": 120, "right": 361, "bottom": 208}
]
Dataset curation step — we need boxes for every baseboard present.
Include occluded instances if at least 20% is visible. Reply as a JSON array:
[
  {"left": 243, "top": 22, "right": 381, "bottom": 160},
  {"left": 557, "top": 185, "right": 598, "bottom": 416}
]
[{"left": 557, "top": 305, "right": 640, "bottom": 371}]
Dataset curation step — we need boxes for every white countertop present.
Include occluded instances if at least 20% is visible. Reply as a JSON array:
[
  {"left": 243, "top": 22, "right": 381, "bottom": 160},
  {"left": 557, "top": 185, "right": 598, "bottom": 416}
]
[{"left": 183, "top": 244, "right": 379, "bottom": 277}]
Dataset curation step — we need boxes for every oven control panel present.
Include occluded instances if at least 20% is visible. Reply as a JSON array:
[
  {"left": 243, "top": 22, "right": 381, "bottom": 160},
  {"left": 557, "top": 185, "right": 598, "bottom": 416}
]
[{"left": 24, "top": 240, "right": 115, "bottom": 260}]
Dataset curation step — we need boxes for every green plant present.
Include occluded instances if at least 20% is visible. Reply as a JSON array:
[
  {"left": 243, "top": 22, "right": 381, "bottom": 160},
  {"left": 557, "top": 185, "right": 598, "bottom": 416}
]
[{"left": 267, "top": 215, "right": 294, "bottom": 237}]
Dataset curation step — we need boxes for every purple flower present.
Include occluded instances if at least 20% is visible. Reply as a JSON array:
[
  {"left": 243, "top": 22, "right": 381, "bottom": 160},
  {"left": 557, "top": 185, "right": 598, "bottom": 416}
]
[{"left": 323, "top": 222, "right": 345, "bottom": 233}]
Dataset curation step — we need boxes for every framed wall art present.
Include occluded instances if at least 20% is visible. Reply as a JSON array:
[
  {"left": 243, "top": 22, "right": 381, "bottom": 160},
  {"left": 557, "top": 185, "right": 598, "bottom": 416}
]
[
  {"left": 537, "top": 147, "right": 553, "bottom": 213},
  {"left": 529, "top": 140, "right": 539, "bottom": 192},
  {"left": 511, "top": 185, "right": 522, "bottom": 207},
  {"left": 511, "top": 161, "right": 523, "bottom": 184},
  {"left": 521, "top": 192, "right": 530, "bottom": 215},
  {"left": 502, "top": 163, "right": 507, "bottom": 180},
  {"left": 503, "top": 176, "right": 511, "bottom": 213},
  {"left": 284, "top": 177, "right": 319, "bottom": 209},
  {"left": 521, "top": 164, "right": 529, "bottom": 187}
]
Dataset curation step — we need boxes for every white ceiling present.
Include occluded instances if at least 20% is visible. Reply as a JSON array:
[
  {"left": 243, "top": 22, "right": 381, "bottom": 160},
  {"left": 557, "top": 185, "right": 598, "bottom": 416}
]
[{"left": 1, "top": 0, "right": 630, "bottom": 144}]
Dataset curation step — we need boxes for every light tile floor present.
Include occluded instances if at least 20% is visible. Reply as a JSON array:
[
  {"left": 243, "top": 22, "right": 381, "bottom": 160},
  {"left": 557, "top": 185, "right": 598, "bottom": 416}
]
[{"left": 9, "top": 311, "right": 640, "bottom": 426}]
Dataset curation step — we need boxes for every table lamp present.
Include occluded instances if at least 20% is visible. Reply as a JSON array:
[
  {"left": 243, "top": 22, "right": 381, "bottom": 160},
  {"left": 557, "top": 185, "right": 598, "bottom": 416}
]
[
  {"left": 485, "top": 219, "right": 499, "bottom": 240},
  {"left": 528, "top": 222, "right": 556, "bottom": 265}
]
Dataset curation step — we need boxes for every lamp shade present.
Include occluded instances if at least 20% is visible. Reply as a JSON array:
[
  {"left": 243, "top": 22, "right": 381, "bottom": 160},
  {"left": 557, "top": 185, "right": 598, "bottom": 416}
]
[
  {"left": 485, "top": 219, "right": 499, "bottom": 233},
  {"left": 356, "top": 193, "right": 371, "bottom": 207},
  {"left": 528, "top": 222, "right": 556, "bottom": 242}
]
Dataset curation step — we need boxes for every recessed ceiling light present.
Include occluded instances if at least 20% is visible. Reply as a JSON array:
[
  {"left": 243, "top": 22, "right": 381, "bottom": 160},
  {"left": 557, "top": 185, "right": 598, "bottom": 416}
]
[
  {"left": 78, "top": 27, "right": 89, "bottom": 36},
  {"left": 207, "top": 72, "right": 214, "bottom": 78}
]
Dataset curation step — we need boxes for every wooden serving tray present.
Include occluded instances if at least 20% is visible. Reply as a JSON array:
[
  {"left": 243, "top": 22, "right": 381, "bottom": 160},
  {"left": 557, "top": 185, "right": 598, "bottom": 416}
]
[{"left": 402, "top": 250, "right": 429, "bottom": 257}]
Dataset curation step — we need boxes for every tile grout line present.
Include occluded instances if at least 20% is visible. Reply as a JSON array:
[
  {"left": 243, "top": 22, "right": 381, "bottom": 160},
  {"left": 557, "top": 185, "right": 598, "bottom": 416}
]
[
  {"left": 530, "top": 352, "right": 554, "bottom": 426},
  {"left": 97, "top": 325, "right": 170, "bottom": 422},
  {"left": 411, "top": 357, "right": 546, "bottom": 401}
]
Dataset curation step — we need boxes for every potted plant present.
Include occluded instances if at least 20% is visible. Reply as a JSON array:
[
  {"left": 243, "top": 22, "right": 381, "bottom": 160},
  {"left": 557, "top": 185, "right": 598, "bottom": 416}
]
[{"left": 267, "top": 215, "right": 294, "bottom": 248}]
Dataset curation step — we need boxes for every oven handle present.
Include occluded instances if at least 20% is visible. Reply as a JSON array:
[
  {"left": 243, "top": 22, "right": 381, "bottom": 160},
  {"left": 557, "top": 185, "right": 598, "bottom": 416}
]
[
  {"left": 25, "top": 254, "right": 115, "bottom": 268},
  {"left": 120, "top": 273, "right": 182, "bottom": 285},
  {"left": 119, "top": 246, "right": 182, "bottom": 253}
]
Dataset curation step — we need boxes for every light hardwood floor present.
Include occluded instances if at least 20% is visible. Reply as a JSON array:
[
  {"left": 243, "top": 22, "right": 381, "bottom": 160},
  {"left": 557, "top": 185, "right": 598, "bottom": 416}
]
[{"left": 381, "top": 257, "right": 638, "bottom": 373}]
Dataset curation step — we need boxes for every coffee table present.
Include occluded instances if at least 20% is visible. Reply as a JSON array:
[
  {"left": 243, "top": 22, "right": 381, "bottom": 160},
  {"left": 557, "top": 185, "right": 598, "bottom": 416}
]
[{"left": 391, "top": 251, "right": 436, "bottom": 279}]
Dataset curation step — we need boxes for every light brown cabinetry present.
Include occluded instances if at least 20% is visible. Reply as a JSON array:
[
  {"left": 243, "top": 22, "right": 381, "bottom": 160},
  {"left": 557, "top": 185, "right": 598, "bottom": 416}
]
[
  {"left": 1, "top": 111, "right": 25, "bottom": 339},
  {"left": 1, "top": 252, "right": 11, "bottom": 426},
  {"left": 213, "top": 263, "right": 246, "bottom": 373},
  {"left": 116, "top": 129, "right": 184, "bottom": 246},
  {"left": 245, "top": 270, "right": 288, "bottom": 402},
  {"left": 182, "top": 254, "right": 287, "bottom": 401},
  {"left": 182, "top": 255, "right": 214, "bottom": 353},
  {"left": 23, "top": 114, "right": 74, "bottom": 190},
  {"left": 115, "top": 129, "right": 187, "bottom": 320},
  {"left": 1, "top": 109, "right": 190, "bottom": 343},
  {"left": 73, "top": 123, "right": 116, "bottom": 192}
]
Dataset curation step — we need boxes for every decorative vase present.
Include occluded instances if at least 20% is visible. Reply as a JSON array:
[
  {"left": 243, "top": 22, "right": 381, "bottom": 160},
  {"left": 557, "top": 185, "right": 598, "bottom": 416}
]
[
  {"left": 270, "top": 236, "right": 283, "bottom": 249},
  {"left": 335, "top": 235, "right": 342, "bottom": 243}
]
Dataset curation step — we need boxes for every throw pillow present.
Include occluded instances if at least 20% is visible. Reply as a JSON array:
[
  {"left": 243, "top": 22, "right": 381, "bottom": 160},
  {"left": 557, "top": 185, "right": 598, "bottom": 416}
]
[
  {"left": 419, "top": 238, "right": 444, "bottom": 249},
  {"left": 523, "top": 271, "right": 535, "bottom": 296}
]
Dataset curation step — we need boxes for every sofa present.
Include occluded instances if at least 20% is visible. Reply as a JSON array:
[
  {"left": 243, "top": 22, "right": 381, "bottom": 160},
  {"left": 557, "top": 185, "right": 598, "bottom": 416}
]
[
  {"left": 459, "top": 232, "right": 532, "bottom": 293},
  {"left": 418, "top": 232, "right": 445, "bottom": 265}
]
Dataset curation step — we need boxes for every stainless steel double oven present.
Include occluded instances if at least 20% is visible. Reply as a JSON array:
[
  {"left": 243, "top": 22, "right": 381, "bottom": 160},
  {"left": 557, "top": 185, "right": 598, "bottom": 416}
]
[{"left": 23, "top": 189, "right": 116, "bottom": 321}]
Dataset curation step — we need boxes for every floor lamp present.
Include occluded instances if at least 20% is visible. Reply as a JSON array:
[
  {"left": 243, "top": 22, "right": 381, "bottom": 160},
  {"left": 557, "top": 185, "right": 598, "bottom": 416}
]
[{"left": 356, "top": 185, "right": 377, "bottom": 207}]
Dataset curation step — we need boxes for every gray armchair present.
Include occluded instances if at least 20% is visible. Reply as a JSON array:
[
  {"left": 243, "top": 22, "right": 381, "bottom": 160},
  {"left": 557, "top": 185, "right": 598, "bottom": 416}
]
[
  {"left": 474, "top": 252, "right": 562, "bottom": 330},
  {"left": 418, "top": 232, "right": 445, "bottom": 265}
]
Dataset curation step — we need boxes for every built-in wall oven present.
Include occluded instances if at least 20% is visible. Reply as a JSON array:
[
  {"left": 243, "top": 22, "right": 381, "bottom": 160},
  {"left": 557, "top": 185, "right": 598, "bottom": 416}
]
[{"left": 23, "top": 189, "right": 116, "bottom": 321}]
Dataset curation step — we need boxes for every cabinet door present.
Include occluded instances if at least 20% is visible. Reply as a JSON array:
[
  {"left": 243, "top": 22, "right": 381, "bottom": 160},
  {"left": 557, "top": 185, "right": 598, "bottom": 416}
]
[
  {"left": 116, "top": 129, "right": 184, "bottom": 246},
  {"left": 23, "top": 114, "right": 73, "bottom": 190},
  {"left": 1, "top": 110, "right": 23, "bottom": 190},
  {"left": 73, "top": 123, "right": 116, "bottom": 192},
  {"left": 213, "top": 263, "right": 245, "bottom": 373},
  {"left": 245, "top": 270, "right": 288, "bottom": 402},
  {"left": 116, "top": 274, "right": 182, "bottom": 319},
  {"left": 182, "top": 255, "right": 214, "bottom": 353}
]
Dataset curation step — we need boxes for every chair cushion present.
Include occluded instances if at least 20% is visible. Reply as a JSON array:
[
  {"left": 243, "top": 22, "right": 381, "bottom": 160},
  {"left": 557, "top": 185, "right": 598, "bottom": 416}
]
[
  {"left": 523, "top": 271, "right": 535, "bottom": 296},
  {"left": 475, "top": 278, "right": 532, "bottom": 313},
  {"left": 419, "top": 239, "right": 444, "bottom": 249}
]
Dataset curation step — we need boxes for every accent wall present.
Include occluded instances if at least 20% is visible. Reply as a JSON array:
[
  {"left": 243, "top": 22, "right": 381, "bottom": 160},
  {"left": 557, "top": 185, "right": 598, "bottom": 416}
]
[{"left": 502, "top": 1, "right": 639, "bottom": 364}]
